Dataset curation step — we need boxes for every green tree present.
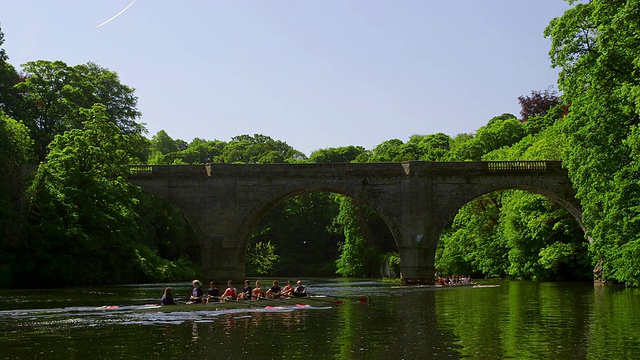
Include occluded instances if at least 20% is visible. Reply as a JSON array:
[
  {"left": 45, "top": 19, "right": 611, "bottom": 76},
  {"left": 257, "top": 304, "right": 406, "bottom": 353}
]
[
  {"left": 368, "top": 139, "right": 415, "bottom": 162},
  {"left": 0, "top": 24, "right": 5, "bottom": 62},
  {"left": 223, "top": 134, "right": 306, "bottom": 164},
  {"left": 408, "top": 132, "right": 452, "bottom": 161},
  {"left": 0, "top": 25, "right": 22, "bottom": 115},
  {"left": 334, "top": 197, "right": 371, "bottom": 277},
  {"left": 246, "top": 241, "right": 280, "bottom": 276},
  {"left": 309, "top": 145, "right": 365, "bottom": 163},
  {"left": 148, "top": 130, "right": 181, "bottom": 164},
  {"left": 0, "top": 113, "right": 35, "bottom": 166},
  {"left": 449, "top": 114, "right": 526, "bottom": 161},
  {"left": 20, "top": 105, "right": 144, "bottom": 285},
  {"left": 150, "top": 130, "right": 179, "bottom": 155},
  {"left": 180, "top": 138, "right": 226, "bottom": 164},
  {"left": 500, "top": 191, "right": 589, "bottom": 281},
  {"left": 545, "top": 0, "right": 640, "bottom": 285},
  {"left": 249, "top": 193, "right": 342, "bottom": 276},
  {"left": 333, "top": 196, "right": 396, "bottom": 277},
  {"left": 436, "top": 97, "right": 591, "bottom": 281},
  {"left": 0, "top": 112, "right": 35, "bottom": 285},
  {"left": 175, "top": 139, "right": 188, "bottom": 152},
  {"left": 437, "top": 193, "right": 509, "bottom": 278},
  {"left": 15, "top": 60, "right": 143, "bottom": 160}
]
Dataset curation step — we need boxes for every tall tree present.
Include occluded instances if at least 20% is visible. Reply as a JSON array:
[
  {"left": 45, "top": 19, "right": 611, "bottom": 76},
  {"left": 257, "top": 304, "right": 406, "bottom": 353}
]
[
  {"left": 334, "top": 196, "right": 394, "bottom": 278},
  {"left": 0, "top": 112, "right": 35, "bottom": 263},
  {"left": 500, "top": 191, "right": 589, "bottom": 281},
  {"left": 0, "top": 24, "right": 6, "bottom": 62},
  {"left": 0, "top": 25, "right": 21, "bottom": 116},
  {"left": 15, "top": 60, "right": 143, "bottom": 160},
  {"left": 437, "top": 97, "right": 590, "bottom": 281},
  {"left": 21, "top": 105, "right": 143, "bottom": 285},
  {"left": 149, "top": 130, "right": 179, "bottom": 162},
  {"left": 546, "top": 0, "right": 640, "bottom": 285}
]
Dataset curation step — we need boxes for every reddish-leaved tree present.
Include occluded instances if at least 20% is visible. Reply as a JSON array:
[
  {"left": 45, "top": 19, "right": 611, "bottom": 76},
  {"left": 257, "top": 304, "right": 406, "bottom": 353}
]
[{"left": 518, "top": 89, "right": 560, "bottom": 121}]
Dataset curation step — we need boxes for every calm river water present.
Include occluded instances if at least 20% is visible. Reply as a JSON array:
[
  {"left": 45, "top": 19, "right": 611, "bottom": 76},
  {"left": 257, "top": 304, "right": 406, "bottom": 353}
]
[{"left": 0, "top": 279, "right": 638, "bottom": 359}]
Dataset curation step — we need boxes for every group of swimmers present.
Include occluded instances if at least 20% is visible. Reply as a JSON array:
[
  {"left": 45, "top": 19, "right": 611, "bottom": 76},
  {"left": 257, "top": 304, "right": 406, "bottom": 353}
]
[{"left": 161, "top": 279, "right": 307, "bottom": 305}]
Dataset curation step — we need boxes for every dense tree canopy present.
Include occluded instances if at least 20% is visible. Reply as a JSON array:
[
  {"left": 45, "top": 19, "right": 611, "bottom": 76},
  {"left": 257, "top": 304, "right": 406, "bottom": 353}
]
[
  {"left": 10, "top": 60, "right": 143, "bottom": 160},
  {"left": 20, "top": 106, "right": 144, "bottom": 285},
  {"left": 546, "top": 0, "right": 640, "bottom": 285},
  {"left": 223, "top": 134, "right": 306, "bottom": 164},
  {"left": 309, "top": 145, "right": 365, "bottom": 163},
  {"left": 0, "top": 112, "right": 35, "bottom": 260},
  {"left": 0, "top": 26, "right": 20, "bottom": 117}
]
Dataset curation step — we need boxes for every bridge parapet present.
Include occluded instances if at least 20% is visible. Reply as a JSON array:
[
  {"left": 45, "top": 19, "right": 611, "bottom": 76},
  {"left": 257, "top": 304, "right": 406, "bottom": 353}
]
[
  {"left": 404, "top": 160, "right": 564, "bottom": 176},
  {"left": 128, "top": 161, "right": 564, "bottom": 179},
  {"left": 487, "top": 161, "right": 548, "bottom": 171},
  {"left": 204, "top": 162, "right": 408, "bottom": 179},
  {"left": 129, "top": 165, "right": 208, "bottom": 178}
]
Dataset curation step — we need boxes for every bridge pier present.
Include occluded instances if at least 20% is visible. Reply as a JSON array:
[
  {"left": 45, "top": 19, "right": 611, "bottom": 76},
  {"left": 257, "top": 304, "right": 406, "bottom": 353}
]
[
  {"left": 399, "top": 245, "right": 436, "bottom": 284},
  {"left": 201, "top": 237, "right": 245, "bottom": 284},
  {"left": 396, "top": 223, "right": 439, "bottom": 284}
]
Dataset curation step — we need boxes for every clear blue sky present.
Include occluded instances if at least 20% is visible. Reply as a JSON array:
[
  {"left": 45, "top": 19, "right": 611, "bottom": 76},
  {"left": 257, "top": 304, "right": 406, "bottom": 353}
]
[{"left": 2, "top": 1, "right": 571, "bottom": 156}]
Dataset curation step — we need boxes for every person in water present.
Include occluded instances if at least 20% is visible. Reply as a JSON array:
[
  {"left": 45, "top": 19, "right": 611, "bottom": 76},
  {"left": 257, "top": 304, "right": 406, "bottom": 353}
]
[
  {"left": 161, "top": 287, "right": 177, "bottom": 305},
  {"left": 206, "top": 281, "right": 220, "bottom": 303},
  {"left": 292, "top": 281, "right": 307, "bottom": 297},
  {"left": 187, "top": 280, "right": 203, "bottom": 304},
  {"left": 220, "top": 280, "right": 237, "bottom": 301}
]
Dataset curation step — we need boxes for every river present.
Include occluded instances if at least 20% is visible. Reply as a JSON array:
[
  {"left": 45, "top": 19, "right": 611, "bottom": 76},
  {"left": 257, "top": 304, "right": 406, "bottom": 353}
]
[{"left": 0, "top": 279, "right": 638, "bottom": 359}]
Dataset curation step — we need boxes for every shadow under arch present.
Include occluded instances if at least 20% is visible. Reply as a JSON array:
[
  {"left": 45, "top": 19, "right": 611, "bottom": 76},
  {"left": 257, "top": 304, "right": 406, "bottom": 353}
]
[
  {"left": 232, "top": 182, "right": 403, "bottom": 266},
  {"left": 134, "top": 187, "right": 206, "bottom": 250}
]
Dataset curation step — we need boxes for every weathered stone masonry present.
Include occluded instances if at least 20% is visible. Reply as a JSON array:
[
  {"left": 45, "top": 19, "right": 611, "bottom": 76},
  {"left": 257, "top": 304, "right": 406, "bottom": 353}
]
[{"left": 128, "top": 161, "right": 581, "bottom": 284}]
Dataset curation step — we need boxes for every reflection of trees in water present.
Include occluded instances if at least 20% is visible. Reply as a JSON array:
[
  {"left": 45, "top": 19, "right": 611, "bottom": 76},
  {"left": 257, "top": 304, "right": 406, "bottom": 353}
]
[{"left": 433, "top": 281, "right": 637, "bottom": 358}]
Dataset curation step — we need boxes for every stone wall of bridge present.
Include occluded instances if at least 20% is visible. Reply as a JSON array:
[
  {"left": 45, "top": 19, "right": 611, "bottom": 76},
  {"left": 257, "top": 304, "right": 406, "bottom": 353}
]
[{"left": 128, "top": 161, "right": 582, "bottom": 284}]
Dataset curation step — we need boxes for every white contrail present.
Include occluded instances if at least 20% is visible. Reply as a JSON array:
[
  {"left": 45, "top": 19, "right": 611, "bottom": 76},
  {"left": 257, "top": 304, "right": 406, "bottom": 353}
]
[{"left": 96, "top": 0, "right": 138, "bottom": 28}]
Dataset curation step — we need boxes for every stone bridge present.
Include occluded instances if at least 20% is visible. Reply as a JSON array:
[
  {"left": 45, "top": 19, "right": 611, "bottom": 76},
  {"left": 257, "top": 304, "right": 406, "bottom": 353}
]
[{"left": 128, "top": 160, "right": 582, "bottom": 284}]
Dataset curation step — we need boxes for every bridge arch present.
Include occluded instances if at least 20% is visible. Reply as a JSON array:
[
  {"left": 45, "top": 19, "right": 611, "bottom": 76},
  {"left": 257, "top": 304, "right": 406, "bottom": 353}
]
[
  {"left": 437, "top": 182, "right": 584, "bottom": 240},
  {"left": 232, "top": 182, "right": 403, "bottom": 267},
  {"left": 132, "top": 186, "right": 207, "bottom": 248}
]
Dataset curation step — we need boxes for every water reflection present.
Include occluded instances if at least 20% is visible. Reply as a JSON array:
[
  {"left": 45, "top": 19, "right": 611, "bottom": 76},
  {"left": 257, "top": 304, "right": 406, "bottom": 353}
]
[
  {"left": 0, "top": 280, "right": 639, "bottom": 359},
  {"left": 434, "top": 281, "right": 640, "bottom": 359}
]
